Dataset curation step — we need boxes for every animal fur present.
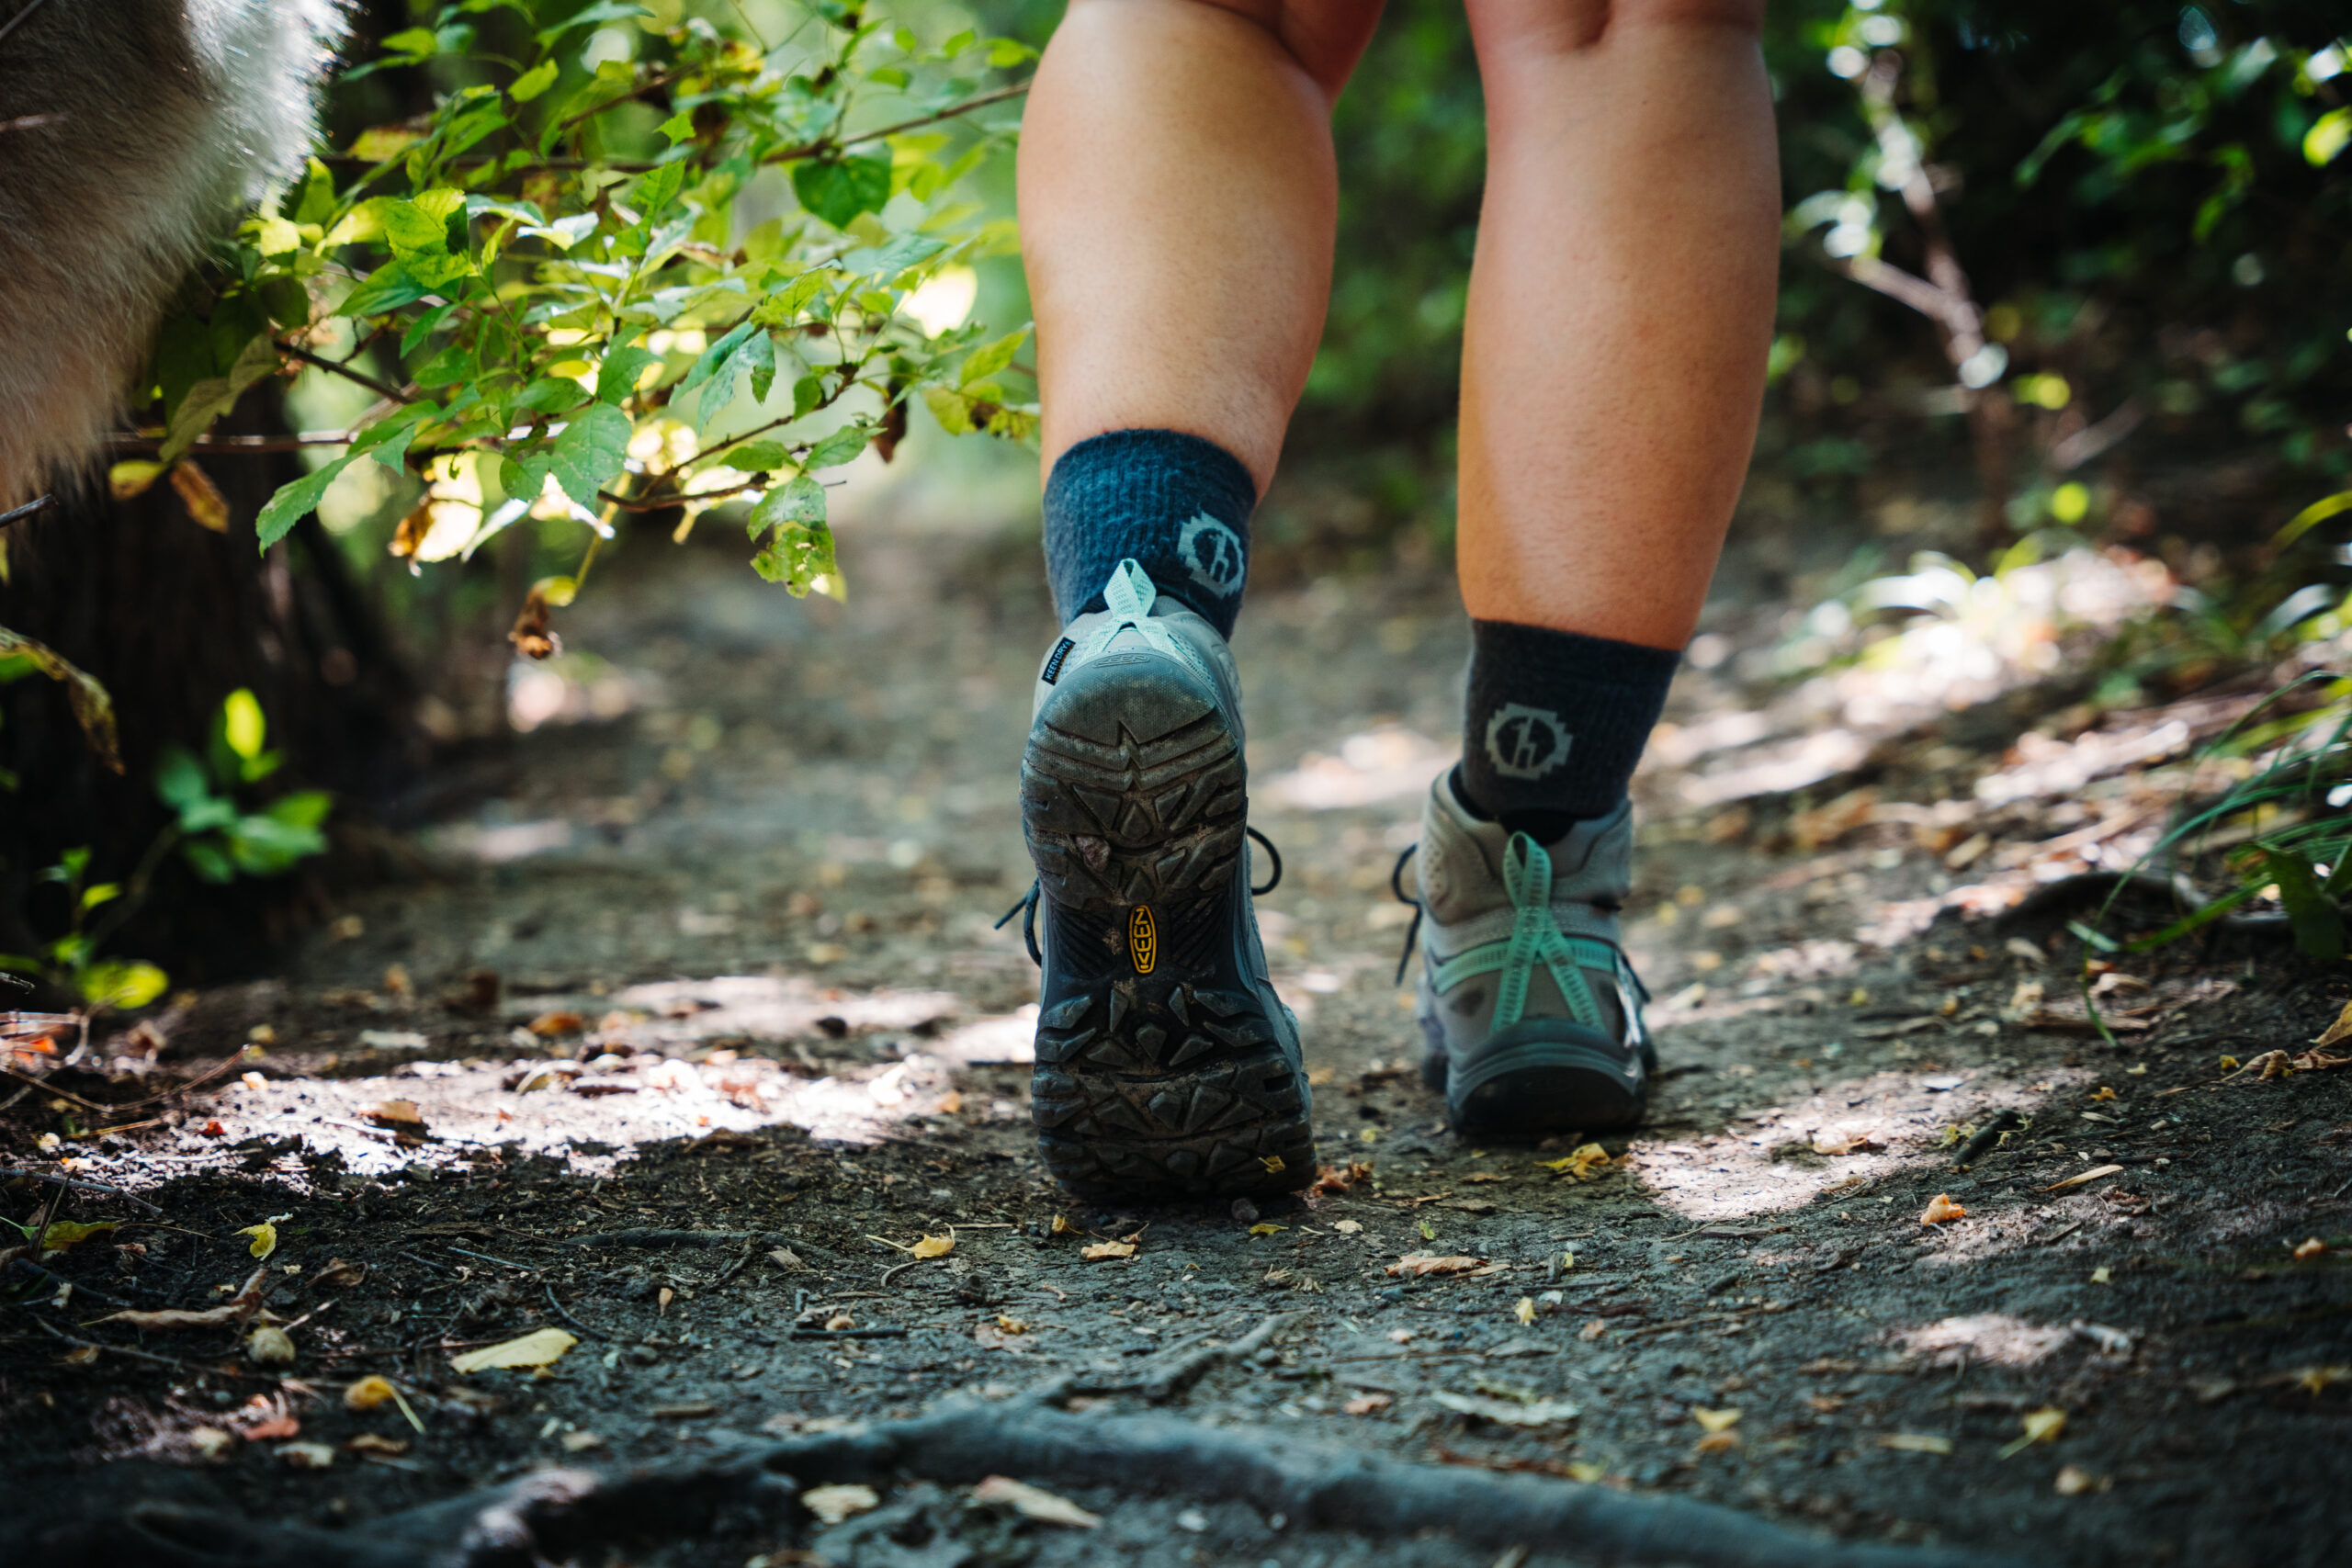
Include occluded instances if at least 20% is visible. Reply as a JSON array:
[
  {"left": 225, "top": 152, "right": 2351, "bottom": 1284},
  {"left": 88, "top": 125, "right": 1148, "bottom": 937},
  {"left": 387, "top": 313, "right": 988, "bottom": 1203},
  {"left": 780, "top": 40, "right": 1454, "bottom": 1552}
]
[{"left": 0, "top": 0, "right": 346, "bottom": 508}]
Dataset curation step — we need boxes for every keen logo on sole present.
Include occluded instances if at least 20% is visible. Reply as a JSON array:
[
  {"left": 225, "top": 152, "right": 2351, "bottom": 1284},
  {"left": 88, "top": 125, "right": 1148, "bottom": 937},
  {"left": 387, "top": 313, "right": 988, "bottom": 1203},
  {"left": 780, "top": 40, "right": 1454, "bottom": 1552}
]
[{"left": 1129, "top": 905, "right": 1158, "bottom": 975}]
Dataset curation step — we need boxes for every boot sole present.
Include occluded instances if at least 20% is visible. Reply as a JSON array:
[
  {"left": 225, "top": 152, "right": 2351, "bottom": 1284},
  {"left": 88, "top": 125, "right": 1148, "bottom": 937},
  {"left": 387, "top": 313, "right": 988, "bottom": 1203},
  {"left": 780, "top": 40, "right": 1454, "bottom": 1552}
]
[
  {"left": 1022, "top": 652, "right": 1314, "bottom": 1201},
  {"left": 1430, "top": 1027, "right": 1648, "bottom": 1137}
]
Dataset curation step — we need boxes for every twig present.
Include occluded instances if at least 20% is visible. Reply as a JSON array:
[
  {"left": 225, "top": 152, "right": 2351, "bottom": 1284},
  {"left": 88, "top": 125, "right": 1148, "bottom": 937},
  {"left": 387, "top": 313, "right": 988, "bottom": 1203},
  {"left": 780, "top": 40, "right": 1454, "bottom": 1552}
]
[
  {"left": 787, "top": 1325, "right": 909, "bottom": 1340},
  {"left": 275, "top": 340, "right": 413, "bottom": 404},
  {"left": 0, "top": 0, "right": 56, "bottom": 54},
  {"left": 3, "top": 1254, "right": 132, "bottom": 1305},
  {"left": 29, "top": 1315, "right": 274, "bottom": 1379},
  {"left": 543, "top": 1282, "right": 614, "bottom": 1342},
  {"left": 563, "top": 1228, "right": 837, "bottom": 1259},
  {"left": 0, "top": 492, "right": 57, "bottom": 530},
  {"left": 0, "top": 1167, "right": 163, "bottom": 1212},
  {"left": 108, "top": 430, "right": 360, "bottom": 453},
  {"left": 447, "top": 1245, "right": 537, "bottom": 1272}
]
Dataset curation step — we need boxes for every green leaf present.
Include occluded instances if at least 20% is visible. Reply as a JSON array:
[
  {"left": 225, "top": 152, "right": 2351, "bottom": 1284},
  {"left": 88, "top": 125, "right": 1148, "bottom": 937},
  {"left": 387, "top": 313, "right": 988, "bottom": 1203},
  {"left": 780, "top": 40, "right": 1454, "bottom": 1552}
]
[
  {"left": 221, "top": 688, "right": 266, "bottom": 762},
  {"left": 752, "top": 265, "right": 839, "bottom": 327},
  {"left": 679, "top": 321, "right": 756, "bottom": 391},
  {"left": 629, "top": 161, "right": 686, "bottom": 220},
  {"left": 382, "top": 192, "right": 464, "bottom": 258},
  {"left": 660, "top": 109, "right": 695, "bottom": 142},
  {"left": 537, "top": 0, "right": 650, "bottom": 46},
  {"left": 548, "top": 402, "right": 633, "bottom": 509},
  {"left": 340, "top": 262, "right": 434, "bottom": 319},
  {"left": 803, "top": 423, "right": 869, "bottom": 470},
  {"left": 510, "top": 59, "right": 560, "bottom": 101},
  {"left": 961, "top": 327, "right": 1029, "bottom": 388},
  {"left": 78, "top": 961, "right": 168, "bottom": 1012},
  {"left": 701, "top": 329, "right": 775, "bottom": 420},
  {"left": 595, "top": 345, "right": 657, "bottom": 404},
  {"left": 725, "top": 441, "right": 791, "bottom": 472},
  {"left": 2305, "top": 108, "right": 2351, "bottom": 168},
  {"left": 154, "top": 747, "right": 211, "bottom": 813},
  {"left": 751, "top": 519, "right": 839, "bottom": 598},
  {"left": 161, "top": 333, "right": 279, "bottom": 462},
  {"left": 37, "top": 1220, "right": 119, "bottom": 1254},
  {"left": 2264, "top": 848, "right": 2344, "bottom": 962},
  {"left": 254, "top": 408, "right": 427, "bottom": 548},
  {"left": 791, "top": 152, "right": 893, "bottom": 230},
  {"left": 182, "top": 839, "right": 234, "bottom": 884},
  {"left": 265, "top": 791, "right": 334, "bottom": 830},
  {"left": 748, "top": 475, "right": 826, "bottom": 535}
]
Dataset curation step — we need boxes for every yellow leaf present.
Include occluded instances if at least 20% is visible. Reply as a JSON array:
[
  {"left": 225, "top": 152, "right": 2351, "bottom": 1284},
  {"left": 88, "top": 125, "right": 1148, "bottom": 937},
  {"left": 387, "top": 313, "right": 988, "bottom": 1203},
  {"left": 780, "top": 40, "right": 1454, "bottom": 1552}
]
[
  {"left": 2040, "top": 1164, "right": 2124, "bottom": 1191},
  {"left": 36, "top": 1220, "right": 116, "bottom": 1254},
  {"left": 1998, "top": 1406, "right": 2066, "bottom": 1459},
  {"left": 802, "top": 1483, "right": 880, "bottom": 1525},
  {"left": 449, "top": 1327, "right": 576, "bottom": 1374},
  {"left": 2219, "top": 1055, "right": 2239, "bottom": 1071},
  {"left": 1050, "top": 1214, "right": 1078, "bottom": 1235},
  {"left": 1514, "top": 1296, "right": 1536, "bottom": 1326},
  {"left": 2293, "top": 1237, "right": 2329, "bottom": 1260},
  {"left": 971, "top": 1475, "right": 1102, "bottom": 1529},
  {"left": 1536, "top": 1142, "right": 1612, "bottom": 1180},
  {"left": 2297, "top": 1366, "right": 2347, "bottom": 1395},
  {"left": 1080, "top": 1240, "right": 1136, "bottom": 1260},
  {"left": 1692, "top": 1406, "right": 1742, "bottom": 1434},
  {"left": 993, "top": 1314, "right": 1027, "bottom": 1334},
  {"left": 108, "top": 460, "right": 167, "bottom": 501},
  {"left": 1567, "top": 1461, "right": 1605, "bottom": 1483},
  {"left": 2089, "top": 1086, "right": 2116, "bottom": 1101},
  {"left": 344, "top": 1376, "right": 398, "bottom": 1410},
  {"left": 2090, "top": 1267, "right": 2112, "bottom": 1284},
  {"left": 2315, "top": 999, "right": 2352, "bottom": 1049},
  {"left": 170, "top": 460, "right": 231, "bottom": 533},
  {"left": 1560, "top": 1249, "right": 1576, "bottom": 1272},
  {"left": 1249, "top": 1224, "right": 1285, "bottom": 1237},
  {"left": 910, "top": 1232, "right": 956, "bottom": 1259},
  {"left": 1919, "top": 1193, "right": 1966, "bottom": 1224},
  {"left": 1694, "top": 1430, "right": 1741, "bottom": 1454},
  {"left": 236, "top": 1222, "right": 278, "bottom": 1260}
]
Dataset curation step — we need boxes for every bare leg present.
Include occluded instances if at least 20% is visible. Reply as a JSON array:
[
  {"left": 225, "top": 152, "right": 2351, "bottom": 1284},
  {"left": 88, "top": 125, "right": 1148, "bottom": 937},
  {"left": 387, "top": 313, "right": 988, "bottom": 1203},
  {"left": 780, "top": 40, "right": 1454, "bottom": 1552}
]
[
  {"left": 1455, "top": 0, "right": 1780, "bottom": 649},
  {"left": 1017, "top": 0, "right": 1381, "bottom": 493}
]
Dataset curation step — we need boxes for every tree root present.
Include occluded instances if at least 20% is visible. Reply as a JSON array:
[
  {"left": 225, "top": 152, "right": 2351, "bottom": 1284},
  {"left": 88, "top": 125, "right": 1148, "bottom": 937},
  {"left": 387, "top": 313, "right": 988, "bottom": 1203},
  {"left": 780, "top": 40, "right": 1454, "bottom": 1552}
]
[{"left": 10, "top": 1381, "right": 2032, "bottom": 1568}]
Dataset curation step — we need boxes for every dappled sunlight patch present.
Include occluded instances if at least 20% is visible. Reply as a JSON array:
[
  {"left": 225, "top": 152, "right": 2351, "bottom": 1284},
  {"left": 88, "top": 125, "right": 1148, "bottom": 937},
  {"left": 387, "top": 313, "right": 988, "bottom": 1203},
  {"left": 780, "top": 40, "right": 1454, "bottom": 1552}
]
[
  {"left": 1624, "top": 1069, "right": 2061, "bottom": 1223},
  {"left": 533, "top": 975, "right": 963, "bottom": 1052},
  {"left": 1262, "top": 726, "right": 1453, "bottom": 811},
  {"left": 1892, "top": 1314, "right": 2075, "bottom": 1368}
]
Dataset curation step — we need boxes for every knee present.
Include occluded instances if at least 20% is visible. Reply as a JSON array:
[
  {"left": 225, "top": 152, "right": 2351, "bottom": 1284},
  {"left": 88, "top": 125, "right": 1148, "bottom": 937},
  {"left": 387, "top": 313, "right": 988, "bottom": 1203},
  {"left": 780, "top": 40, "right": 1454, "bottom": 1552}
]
[{"left": 1465, "top": 0, "right": 1766, "bottom": 55}]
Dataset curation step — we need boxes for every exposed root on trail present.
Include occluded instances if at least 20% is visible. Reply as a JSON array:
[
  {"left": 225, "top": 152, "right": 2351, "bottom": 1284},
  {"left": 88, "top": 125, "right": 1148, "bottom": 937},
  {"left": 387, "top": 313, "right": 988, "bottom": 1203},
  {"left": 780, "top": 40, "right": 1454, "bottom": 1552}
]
[{"left": 13, "top": 1380, "right": 2029, "bottom": 1568}]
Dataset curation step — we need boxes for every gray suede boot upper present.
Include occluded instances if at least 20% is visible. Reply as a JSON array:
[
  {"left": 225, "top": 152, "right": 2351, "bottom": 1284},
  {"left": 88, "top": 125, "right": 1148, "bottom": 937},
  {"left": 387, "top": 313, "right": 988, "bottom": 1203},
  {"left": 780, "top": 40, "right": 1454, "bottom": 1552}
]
[{"left": 1407, "top": 775, "right": 1653, "bottom": 1134}]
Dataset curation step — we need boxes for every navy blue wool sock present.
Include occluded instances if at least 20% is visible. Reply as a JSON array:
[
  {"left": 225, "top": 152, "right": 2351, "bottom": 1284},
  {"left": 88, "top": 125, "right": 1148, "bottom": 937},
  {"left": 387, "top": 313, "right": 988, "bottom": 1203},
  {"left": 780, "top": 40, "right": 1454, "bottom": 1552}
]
[
  {"left": 1456, "top": 619, "right": 1681, "bottom": 833},
  {"left": 1042, "top": 429, "right": 1256, "bottom": 639}
]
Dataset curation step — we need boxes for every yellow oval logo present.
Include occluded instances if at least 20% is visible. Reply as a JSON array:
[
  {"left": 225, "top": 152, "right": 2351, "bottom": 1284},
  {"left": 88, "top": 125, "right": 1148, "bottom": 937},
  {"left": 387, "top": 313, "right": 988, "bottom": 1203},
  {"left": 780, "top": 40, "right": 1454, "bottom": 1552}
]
[{"left": 1129, "top": 905, "right": 1158, "bottom": 975}]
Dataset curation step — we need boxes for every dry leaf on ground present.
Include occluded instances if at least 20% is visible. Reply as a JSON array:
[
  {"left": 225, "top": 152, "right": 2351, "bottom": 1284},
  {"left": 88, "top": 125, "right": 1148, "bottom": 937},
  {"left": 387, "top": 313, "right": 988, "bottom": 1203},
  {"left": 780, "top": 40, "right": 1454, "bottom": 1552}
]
[
  {"left": 246, "top": 1325, "right": 296, "bottom": 1365},
  {"left": 1879, "top": 1433, "right": 1955, "bottom": 1454},
  {"left": 1080, "top": 1239, "right": 1136, "bottom": 1260},
  {"left": 1308, "top": 1160, "right": 1374, "bottom": 1195},
  {"left": 234, "top": 1222, "right": 278, "bottom": 1260},
  {"left": 1814, "top": 1133, "right": 1885, "bottom": 1156},
  {"left": 803, "top": 1483, "right": 880, "bottom": 1525},
  {"left": 94, "top": 1267, "right": 271, "bottom": 1331},
  {"left": 313, "top": 1258, "right": 365, "bottom": 1288},
  {"left": 910, "top": 1233, "right": 955, "bottom": 1259},
  {"left": 1344, "top": 1393, "right": 1393, "bottom": 1415},
  {"left": 973, "top": 1321, "right": 1030, "bottom": 1352},
  {"left": 1691, "top": 1406, "right": 1742, "bottom": 1434},
  {"left": 345, "top": 1434, "right": 410, "bottom": 1457},
  {"left": 971, "top": 1476, "right": 1102, "bottom": 1529},
  {"left": 1920, "top": 1193, "right": 1967, "bottom": 1224},
  {"left": 2315, "top": 1001, "right": 2352, "bottom": 1049},
  {"left": 2041, "top": 1165, "right": 2124, "bottom": 1191},
  {"left": 344, "top": 1377, "right": 397, "bottom": 1410},
  {"left": 368, "top": 1099, "right": 424, "bottom": 1126},
  {"left": 2293, "top": 1238, "right": 2329, "bottom": 1260},
  {"left": 1579, "top": 1319, "right": 1608, "bottom": 1341},
  {"left": 1539, "top": 1143, "right": 1612, "bottom": 1180},
  {"left": 2054, "top": 1464, "right": 2111, "bottom": 1495},
  {"left": 526, "top": 1010, "right": 585, "bottom": 1037},
  {"left": 1694, "top": 1431, "right": 1742, "bottom": 1454},
  {"left": 1386, "top": 1253, "right": 1485, "bottom": 1277},
  {"left": 1514, "top": 1297, "right": 1537, "bottom": 1326},
  {"left": 1333, "top": 1219, "right": 1363, "bottom": 1235},
  {"left": 279, "top": 1442, "right": 335, "bottom": 1470},
  {"left": 449, "top": 1327, "right": 576, "bottom": 1374},
  {"left": 1998, "top": 1406, "right": 2067, "bottom": 1459},
  {"left": 1249, "top": 1223, "right": 1285, "bottom": 1237},
  {"left": 33, "top": 1220, "right": 116, "bottom": 1254}
]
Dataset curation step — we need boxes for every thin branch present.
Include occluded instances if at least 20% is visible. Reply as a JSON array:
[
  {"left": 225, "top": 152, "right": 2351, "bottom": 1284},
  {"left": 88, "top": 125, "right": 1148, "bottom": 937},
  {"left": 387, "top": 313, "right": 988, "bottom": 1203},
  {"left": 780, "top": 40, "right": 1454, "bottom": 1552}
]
[
  {"left": 0, "top": 1167, "right": 164, "bottom": 1213},
  {"left": 0, "top": 493, "right": 57, "bottom": 530},
  {"left": 0, "top": 0, "right": 56, "bottom": 52},
  {"left": 275, "top": 340, "right": 413, "bottom": 404},
  {"left": 110, "top": 432, "right": 358, "bottom": 454}
]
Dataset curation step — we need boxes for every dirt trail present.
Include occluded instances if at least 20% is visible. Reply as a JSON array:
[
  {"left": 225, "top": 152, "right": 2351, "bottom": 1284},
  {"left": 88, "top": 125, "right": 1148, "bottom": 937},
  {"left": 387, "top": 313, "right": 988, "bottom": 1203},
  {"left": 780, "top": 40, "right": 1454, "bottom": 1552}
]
[{"left": 3, "top": 506, "right": 2347, "bottom": 1567}]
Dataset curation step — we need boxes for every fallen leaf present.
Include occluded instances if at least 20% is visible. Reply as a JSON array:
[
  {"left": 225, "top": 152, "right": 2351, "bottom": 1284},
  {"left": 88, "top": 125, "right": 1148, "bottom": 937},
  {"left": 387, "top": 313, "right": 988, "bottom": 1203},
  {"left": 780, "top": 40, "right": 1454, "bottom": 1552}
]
[
  {"left": 1814, "top": 1133, "right": 1886, "bottom": 1156},
  {"left": 1919, "top": 1194, "right": 1967, "bottom": 1224},
  {"left": 2296, "top": 1366, "right": 2347, "bottom": 1395},
  {"left": 1386, "top": 1328, "right": 1417, "bottom": 1344},
  {"left": 1539, "top": 1143, "right": 1612, "bottom": 1180},
  {"left": 246, "top": 1325, "right": 296, "bottom": 1365},
  {"left": 345, "top": 1433, "right": 410, "bottom": 1457},
  {"left": 1878, "top": 1433, "right": 1954, "bottom": 1454},
  {"left": 2089, "top": 1267, "right": 2112, "bottom": 1284},
  {"left": 910, "top": 1232, "right": 956, "bottom": 1259},
  {"left": 1560, "top": 1249, "right": 1576, "bottom": 1273},
  {"left": 2314, "top": 1000, "right": 2352, "bottom": 1049},
  {"left": 1333, "top": 1220, "right": 1363, "bottom": 1235},
  {"left": 1050, "top": 1214, "right": 1079, "bottom": 1236},
  {"left": 34, "top": 1219, "right": 118, "bottom": 1254},
  {"left": 767, "top": 1247, "right": 806, "bottom": 1271},
  {"left": 2054, "top": 1464, "right": 2110, "bottom": 1495},
  {"left": 973, "top": 1321, "right": 1029, "bottom": 1352},
  {"left": 1578, "top": 1319, "right": 1608, "bottom": 1342},
  {"left": 1514, "top": 1296, "right": 1537, "bottom": 1326},
  {"left": 2293, "top": 1238, "right": 2329, "bottom": 1260},
  {"left": 235, "top": 1222, "right": 279, "bottom": 1261},
  {"left": 971, "top": 1475, "right": 1102, "bottom": 1529},
  {"left": 245, "top": 1410, "right": 301, "bottom": 1441},
  {"left": 2041, "top": 1164, "right": 2124, "bottom": 1191},
  {"left": 1308, "top": 1159, "right": 1374, "bottom": 1197},
  {"left": 1691, "top": 1406, "right": 1742, "bottom": 1434},
  {"left": 95, "top": 1267, "right": 271, "bottom": 1330},
  {"left": 314, "top": 1258, "right": 366, "bottom": 1288},
  {"left": 822, "top": 1312, "right": 853, "bottom": 1330},
  {"left": 560, "top": 1431, "right": 605, "bottom": 1452},
  {"left": 1249, "top": 1224, "right": 1285, "bottom": 1238},
  {"left": 1998, "top": 1406, "right": 2067, "bottom": 1459},
  {"left": 58, "top": 1344, "right": 99, "bottom": 1367},
  {"left": 662, "top": 1288, "right": 678, "bottom": 1315},
  {"left": 344, "top": 1376, "right": 399, "bottom": 1411},
  {"left": 1344, "top": 1393, "right": 1393, "bottom": 1415},
  {"left": 527, "top": 1010, "right": 585, "bottom": 1037},
  {"left": 1418, "top": 1220, "right": 1437, "bottom": 1241},
  {"left": 1080, "top": 1240, "right": 1136, "bottom": 1260},
  {"left": 2090, "top": 1086, "right": 2117, "bottom": 1101},
  {"left": 1386, "top": 1254, "right": 1486, "bottom": 1278},
  {"left": 1430, "top": 1391, "right": 1579, "bottom": 1427},
  {"left": 803, "top": 1483, "right": 880, "bottom": 1525},
  {"left": 448, "top": 1327, "right": 576, "bottom": 1374},
  {"left": 279, "top": 1442, "right": 336, "bottom": 1470},
  {"left": 994, "top": 1314, "right": 1028, "bottom": 1335},
  {"left": 1806, "top": 1394, "right": 1846, "bottom": 1415},
  {"left": 1694, "top": 1430, "right": 1741, "bottom": 1454},
  {"left": 189, "top": 1427, "right": 235, "bottom": 1463},
  {"left": 937, "top": 1089, "right": 963, "bottom": 1114}
]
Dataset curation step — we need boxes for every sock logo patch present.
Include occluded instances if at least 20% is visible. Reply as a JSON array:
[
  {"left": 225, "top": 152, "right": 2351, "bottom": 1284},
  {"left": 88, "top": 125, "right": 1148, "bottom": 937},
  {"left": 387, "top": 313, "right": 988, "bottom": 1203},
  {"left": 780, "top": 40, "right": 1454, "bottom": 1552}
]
[
  {"left": 1176, "top": 513, "right": 1246, "bottom": 600},
  {"left": 1484, "top": 703, "right": 1572, "bottom": 782}
]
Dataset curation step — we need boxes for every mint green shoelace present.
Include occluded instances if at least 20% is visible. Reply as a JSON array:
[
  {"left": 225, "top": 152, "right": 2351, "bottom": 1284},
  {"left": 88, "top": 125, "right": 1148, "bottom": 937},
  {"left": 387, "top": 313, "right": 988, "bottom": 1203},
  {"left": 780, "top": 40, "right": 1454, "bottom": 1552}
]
[
  {"left": 1075, "top": 558, "right": 1212, "bottom": 682},
  {"left": 1429, "top": 832, "right": 1613, "bottom": 1032}
]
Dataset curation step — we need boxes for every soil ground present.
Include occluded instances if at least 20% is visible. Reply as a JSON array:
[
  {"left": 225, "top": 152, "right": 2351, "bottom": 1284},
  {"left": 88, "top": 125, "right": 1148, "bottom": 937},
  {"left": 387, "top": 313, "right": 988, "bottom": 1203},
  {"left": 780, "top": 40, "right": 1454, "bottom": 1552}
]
[{"left": 4, "top": 493, "right": 2348, "bottom": 1567}]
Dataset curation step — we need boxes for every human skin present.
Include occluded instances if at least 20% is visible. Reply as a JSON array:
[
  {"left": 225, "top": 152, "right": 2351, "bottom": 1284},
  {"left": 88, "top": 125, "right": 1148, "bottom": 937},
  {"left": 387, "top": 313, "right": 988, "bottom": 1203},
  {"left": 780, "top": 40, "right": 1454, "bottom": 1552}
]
[{"left": 1018, "top": 0, "right": 1780, "bottom": 653}]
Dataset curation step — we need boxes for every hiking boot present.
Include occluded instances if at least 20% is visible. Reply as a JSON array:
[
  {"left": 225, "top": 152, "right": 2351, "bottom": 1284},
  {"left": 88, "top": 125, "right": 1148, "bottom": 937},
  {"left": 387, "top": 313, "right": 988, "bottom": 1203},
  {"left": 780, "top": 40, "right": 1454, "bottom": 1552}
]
[
  {"left": 1014, "top": 558, "right": 1313, "bottom": 1200},
  {"left": 1399, "top": 774, "right": 1654, "bottom": 1135}
]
